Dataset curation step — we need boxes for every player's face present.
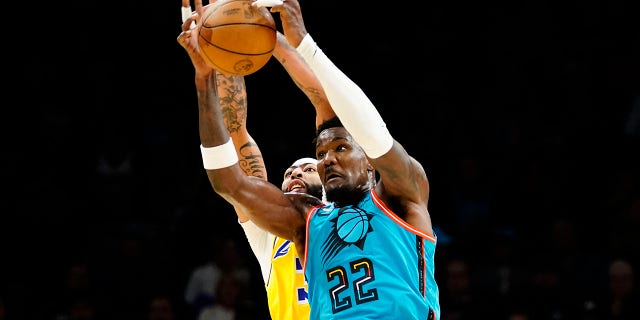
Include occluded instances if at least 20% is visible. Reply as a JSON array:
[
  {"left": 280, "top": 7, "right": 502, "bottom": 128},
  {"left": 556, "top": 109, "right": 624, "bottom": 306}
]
[
  {"left": 315, "top": 127, "right": 372, "bottom": 202},
  {"left": 281, "top": 160, "right": 324, "bottom": 200}
]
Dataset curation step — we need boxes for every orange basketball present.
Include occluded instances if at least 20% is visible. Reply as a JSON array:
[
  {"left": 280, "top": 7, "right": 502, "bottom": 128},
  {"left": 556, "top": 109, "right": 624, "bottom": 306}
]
[{"left": 197, "top": 0, "right": 277, "bottom": 76}]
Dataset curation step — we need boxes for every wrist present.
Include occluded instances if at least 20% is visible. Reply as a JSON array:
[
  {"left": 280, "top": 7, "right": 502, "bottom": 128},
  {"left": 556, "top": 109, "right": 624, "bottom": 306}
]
[
  {"left": 200, "top": 139, "right": 239, "bottom": 170},
  {"left": 195, "top": 69, "right": 213, "bottom": 80},
  {"left": 296, "top": 33, "right": 316, "bottom": 60},
  {"left": 194, "top": 71, "right": 214, "bottom": 89},
  {"left": 291, "top": 31, "right": 309, "bottom": 50}
]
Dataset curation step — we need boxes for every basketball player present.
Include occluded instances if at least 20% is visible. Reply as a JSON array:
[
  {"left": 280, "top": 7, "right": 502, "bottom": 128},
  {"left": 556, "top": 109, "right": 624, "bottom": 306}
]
[
  {"left": 180, "top": 1, "right": 333, "bottom": 318},
  {"left": 210, "top": 76, "right": 320, "bottom": 320},
  {"left": 178, "top": 0, "right": 441, "bottom": 318}
]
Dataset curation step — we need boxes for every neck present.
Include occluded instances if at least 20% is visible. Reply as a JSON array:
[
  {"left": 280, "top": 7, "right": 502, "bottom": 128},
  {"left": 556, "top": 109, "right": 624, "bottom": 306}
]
[{"left": 327, "top": 186, "right": 370, "bottom": 208}]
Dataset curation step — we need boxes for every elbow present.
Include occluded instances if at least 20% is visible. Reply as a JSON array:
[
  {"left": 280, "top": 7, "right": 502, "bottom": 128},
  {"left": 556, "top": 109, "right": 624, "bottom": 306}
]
[{"left": 210, "top": 176, "right": 227, "bottom": 195}]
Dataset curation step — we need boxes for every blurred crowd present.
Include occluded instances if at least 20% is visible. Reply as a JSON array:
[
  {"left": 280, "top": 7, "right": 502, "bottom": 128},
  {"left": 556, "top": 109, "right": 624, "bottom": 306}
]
[{"left": 1, "top": 93, "right": 638, "bottom": 319}]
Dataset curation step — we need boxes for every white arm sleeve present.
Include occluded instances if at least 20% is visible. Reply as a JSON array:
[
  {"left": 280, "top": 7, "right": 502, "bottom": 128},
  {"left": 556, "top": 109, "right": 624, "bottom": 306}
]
[
  {"left": 239, "top": 219, "right": 275, "bottom": 284},
  {"left": 296, "top": 34, "right": 393, "bottom": 159}
]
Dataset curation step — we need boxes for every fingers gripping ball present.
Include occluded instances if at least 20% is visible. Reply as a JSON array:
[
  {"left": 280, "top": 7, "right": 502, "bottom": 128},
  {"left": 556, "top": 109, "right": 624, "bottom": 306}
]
[{"left": 198, "top": 0, "right": 277, "bottom": 76}]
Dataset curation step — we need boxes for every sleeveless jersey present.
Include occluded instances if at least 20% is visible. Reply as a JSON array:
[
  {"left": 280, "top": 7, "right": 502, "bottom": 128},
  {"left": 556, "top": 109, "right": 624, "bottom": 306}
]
[
  {"left": 241, "top": 220, "right": 310, "bottom": 320},
  {"left": 304, "top": 190, "right": 440, "bottom": 320}
]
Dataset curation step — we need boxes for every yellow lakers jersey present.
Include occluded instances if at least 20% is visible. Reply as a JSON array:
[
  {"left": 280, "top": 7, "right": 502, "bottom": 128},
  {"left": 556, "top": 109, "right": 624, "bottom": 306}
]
[{"left": 266, "top": 236, "right": 310, "bottom": 320}]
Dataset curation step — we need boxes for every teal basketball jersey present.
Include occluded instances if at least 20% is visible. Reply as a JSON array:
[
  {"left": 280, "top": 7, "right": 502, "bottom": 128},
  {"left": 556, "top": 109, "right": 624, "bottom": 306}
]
[{"left": 304, "top": 190, "right": 440, "bottom": 320}]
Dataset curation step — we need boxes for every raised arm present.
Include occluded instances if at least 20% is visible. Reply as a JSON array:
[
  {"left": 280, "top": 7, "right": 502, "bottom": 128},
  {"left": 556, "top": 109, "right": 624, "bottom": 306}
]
[
  {"left": 213, "top": 72, "right": 269, "bottom": 222},
  {"left": 272, "top": 32, "right": 335, "bottom": 128},
  {"left": 272, "top": 0, "right": 432, "bottom": 234},
  {"left": 177, "top": 0, "right": 314, "bottom": 241},
  {"left": 182, "top": 0, "right": 267, "bottom": 223}
]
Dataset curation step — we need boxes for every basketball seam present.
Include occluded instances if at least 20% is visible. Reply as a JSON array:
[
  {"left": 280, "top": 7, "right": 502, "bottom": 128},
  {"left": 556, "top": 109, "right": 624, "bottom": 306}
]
[
  {"left": 201, "top": 23, "right": 276, "bottom": 31},
  {"left": 197, "top": 0, "right": 276, "bottom": 76},
  {"left": 198, "top": 33, "right": 275, "bottom": 56}
]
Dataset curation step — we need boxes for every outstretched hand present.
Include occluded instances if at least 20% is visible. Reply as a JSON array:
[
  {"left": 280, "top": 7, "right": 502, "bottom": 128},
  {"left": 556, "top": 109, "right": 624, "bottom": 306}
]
[
  {"left": 263, "top": 0, "right": 308, "bottom": 48},
  {"left": 177, "top": 0, "right": 218, "bottom": 77}
]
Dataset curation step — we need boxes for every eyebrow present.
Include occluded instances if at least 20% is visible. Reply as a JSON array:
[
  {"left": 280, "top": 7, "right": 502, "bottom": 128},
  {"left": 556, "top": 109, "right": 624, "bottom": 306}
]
[{"left": 319, "top": 136, "right": 349, "bottom": 143}]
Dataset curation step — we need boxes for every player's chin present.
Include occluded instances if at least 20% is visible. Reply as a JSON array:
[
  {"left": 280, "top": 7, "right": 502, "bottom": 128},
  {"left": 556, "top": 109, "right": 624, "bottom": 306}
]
[{"left": 323, "top": 178, "right": 342, "bottom": 190}]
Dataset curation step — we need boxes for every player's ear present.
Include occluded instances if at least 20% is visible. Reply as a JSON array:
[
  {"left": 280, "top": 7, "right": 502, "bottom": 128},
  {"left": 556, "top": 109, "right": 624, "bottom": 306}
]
[{"left": 366, "top": 161, "right": 374, "bottom": 172}]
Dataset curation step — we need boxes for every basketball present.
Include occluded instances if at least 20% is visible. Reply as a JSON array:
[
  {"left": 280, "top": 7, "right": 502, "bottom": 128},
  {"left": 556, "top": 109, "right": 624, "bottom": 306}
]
[
  {"left": 336, "top": 208, "right": 370, "bottom": 243},
  {"left": 197, "top": 0, "right": 277, "bottom": 76}
]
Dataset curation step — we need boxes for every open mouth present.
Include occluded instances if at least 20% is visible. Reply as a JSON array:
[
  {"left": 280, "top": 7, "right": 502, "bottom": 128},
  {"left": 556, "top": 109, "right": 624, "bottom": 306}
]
[{"left": 288, "top": 180, "right": 306, "bottom": 192}]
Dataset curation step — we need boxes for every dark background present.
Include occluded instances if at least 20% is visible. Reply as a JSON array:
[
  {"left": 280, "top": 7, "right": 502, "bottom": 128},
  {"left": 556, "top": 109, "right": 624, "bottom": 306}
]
[{"left": 3, "top": 0, "right": 639, "bottom": 319}]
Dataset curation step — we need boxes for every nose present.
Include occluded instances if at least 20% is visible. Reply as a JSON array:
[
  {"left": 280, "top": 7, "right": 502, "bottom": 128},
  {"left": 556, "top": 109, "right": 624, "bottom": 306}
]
[
  {"left": 290, "top": 166, "right": 304, "bottom": 178},
  {"left": 320, "top": 151, "right": 336, "bottom": 167}
]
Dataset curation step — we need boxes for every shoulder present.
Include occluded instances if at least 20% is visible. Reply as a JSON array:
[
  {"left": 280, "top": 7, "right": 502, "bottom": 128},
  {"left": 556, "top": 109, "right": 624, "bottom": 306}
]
[{"left": 285, "top": 192, "right": 323, "bottom": 210}]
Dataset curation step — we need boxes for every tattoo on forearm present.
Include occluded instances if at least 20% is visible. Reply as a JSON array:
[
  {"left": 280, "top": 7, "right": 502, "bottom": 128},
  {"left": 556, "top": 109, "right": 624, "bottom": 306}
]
[
  {"left": 216, "top": 73, "right": 247, "bottom": 134},
  {"left": 288, "top": 77, "right": 325, "bottom": 106},
  {"left": 238, "top": 141, "right": 265, "bottom": 178},
  {"left": 306, "top": 87, "right": 324, "bottom": 106}
]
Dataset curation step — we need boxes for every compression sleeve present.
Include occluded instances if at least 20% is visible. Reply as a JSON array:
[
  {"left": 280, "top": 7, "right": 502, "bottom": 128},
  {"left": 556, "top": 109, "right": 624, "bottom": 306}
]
[{"left": 296, "top": 34, "right": 393, "bottom": 159}]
